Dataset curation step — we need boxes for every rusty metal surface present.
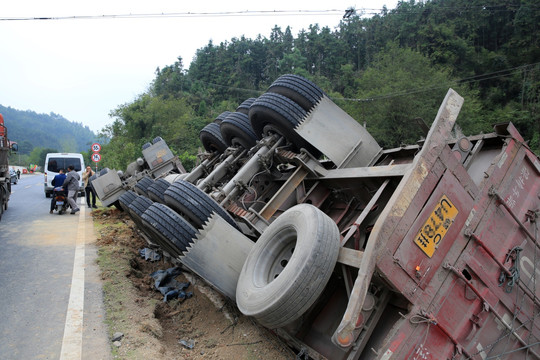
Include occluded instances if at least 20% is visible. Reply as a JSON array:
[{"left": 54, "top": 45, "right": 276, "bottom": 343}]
[
  {"left": 375, "top": 126, "right": 540, "bottom": 358},
  {"left": 260, "top": 166, "right": 308, "bottom": 220},
  {"left": 332, "top": 89, "right": 464, "bottom": 348}
]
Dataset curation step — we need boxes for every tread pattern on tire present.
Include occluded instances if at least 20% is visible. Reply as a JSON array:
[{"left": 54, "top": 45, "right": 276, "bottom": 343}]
[
  {"left": 220, "top": 112, "right": 257, "bottom": 149},
  {"left": 200, "top": 122, "right": 228, "bottom": 153},
  {"left": 163, "top": 180, "right": 238, "bottom": 230},
  {"left": 249, "top": 92, "right": 320, "bottom": 155},
  {"left": 146, "top": 179, "right": 170, "bottom": 203},
  {"left": 249, "top": 92, "right": 306, "bottom": 135},
  {"left": 128, "top": 196, "right": 153, "bottom": 216},
  {"left": 127, "top": 196, "right": 168, "bottom": 248},
  {"left": 134, "top": 176, "right": 154, "bottom": 197},
  {"left": 267, "top": 74, "right": 325, "bottom": 111},
  {"left": 236, "top": 98, "right": 256, "bottom": 114},
  {"left": 142, "top": 203, "right": 197, "bottom": 255},
  {"left": 118, "top": 190, "right": 138, "bottom": 211},
  {"left": 214, "top": 111, "right": 232, "bottom": 124}
]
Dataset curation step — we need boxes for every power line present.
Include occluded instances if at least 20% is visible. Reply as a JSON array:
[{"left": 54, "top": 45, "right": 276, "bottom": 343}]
[
  {"left": 333, "top": 62, "right": 540, "bottom": 103},
  {"left": 0, "top": 9, "right": 360, "bottom": 21},
  {"left": 2, "top": 4, "right": 537, "bottom": 22}
]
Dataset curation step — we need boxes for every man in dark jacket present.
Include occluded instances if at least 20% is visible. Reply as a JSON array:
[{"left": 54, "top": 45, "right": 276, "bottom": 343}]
[
  {"left": 50, "top": 169, "right": 67, "bottom": 214},
  {"left": 64, "top": 165, "right": 80, "bottom": 214}
]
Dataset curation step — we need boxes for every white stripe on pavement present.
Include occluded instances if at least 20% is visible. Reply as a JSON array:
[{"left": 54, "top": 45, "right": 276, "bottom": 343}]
[{"left": 59, "top": 204, "right": 86, "bottom": 360}]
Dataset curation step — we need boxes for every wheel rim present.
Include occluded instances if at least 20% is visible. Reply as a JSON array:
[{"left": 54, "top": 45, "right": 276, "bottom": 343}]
[
  {"left": 262, "top": 123, "right": 284, "bottom": 138},
  {"left": 253, "top": 226, "right": 297, "bottom": 286}
]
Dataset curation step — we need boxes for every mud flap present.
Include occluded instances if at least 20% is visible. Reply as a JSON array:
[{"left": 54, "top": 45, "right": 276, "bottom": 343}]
[
  {"left": 295, "top": 96, "right": 381, "bottom": 168},
  {"left": 180, "top": 213, "right": 254, "bottom": 301}
]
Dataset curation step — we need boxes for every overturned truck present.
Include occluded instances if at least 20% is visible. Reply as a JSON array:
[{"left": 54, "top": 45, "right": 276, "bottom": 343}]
[{"left": 94, "top": 75, "right": 540, "bottom": 359}]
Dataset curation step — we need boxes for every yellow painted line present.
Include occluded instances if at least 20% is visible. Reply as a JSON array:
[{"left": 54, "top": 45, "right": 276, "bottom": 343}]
[{"left": 59, "top": 202, "right": 86, "bottom": 360}]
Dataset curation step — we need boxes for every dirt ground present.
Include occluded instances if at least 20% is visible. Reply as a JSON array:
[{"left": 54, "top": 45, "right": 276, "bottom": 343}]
[{"left": 92, "top": 207, "right": 295, "bottom": 360}]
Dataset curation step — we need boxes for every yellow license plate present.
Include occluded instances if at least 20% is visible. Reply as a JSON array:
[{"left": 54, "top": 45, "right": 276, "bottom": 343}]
[{"left": 414, "top": 195, "right": 459, "bottom": 258}]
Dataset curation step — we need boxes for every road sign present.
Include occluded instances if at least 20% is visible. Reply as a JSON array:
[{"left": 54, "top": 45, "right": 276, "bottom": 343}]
[
  {"left": 91, "top": 143, "right": 101, "bottom": 153},
  {"left": 91, "top": 153, "right": 101, "bottom": 163}
]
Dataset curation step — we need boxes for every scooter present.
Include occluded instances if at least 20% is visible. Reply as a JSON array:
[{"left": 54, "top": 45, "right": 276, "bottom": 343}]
[{"left": 53, "top": 187, "right": 69, "bottom": 215}]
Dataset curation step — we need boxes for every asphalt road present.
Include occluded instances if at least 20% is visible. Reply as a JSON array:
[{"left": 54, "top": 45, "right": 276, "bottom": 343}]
[{"left": 0, "top": 174, "right": 111, "bottom": 360}]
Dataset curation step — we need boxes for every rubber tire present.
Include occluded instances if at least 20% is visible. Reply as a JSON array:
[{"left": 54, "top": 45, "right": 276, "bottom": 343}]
[
  {"left": 134, "top": 176, "right": 154, "bottom": 197},
  {"left": 236, "top": 98, "right": 257, "bottom": 115},
  {"left": 200, "top": 122, "right": 228, "bottom": 153},
  {"left": 112, "top": 200, "right": 123, "bottom": 211},
  {"left": 140, "top": 206, "right": 184, "bottom": 257},
  {"left": 147, "top": 179, "right": 170, "bottom": 204},
  {"left": 127, "top": 196, "right": 170, "bottom": 252},
  {"left": 236, "top": 204, "right": 340, "bottom": 329},
  {"left": 127, "top": 196, "right": 152, "bottom": 230},
  {"left": 164, "top": 180, "right": 238, "bottom": 230},
  {"left": 127, "top": 196, "right": 161, "bottom": 243},
  {"left": 142, "top": 203, "right": 197, "bottom": 255},
  {"left": 118, "top": 190, "right": 138, "bottom": 212},
  {"left": 267, "top": 74, "right": 325, "bottom": 111},
  {"left": 128, "top": 196, "right": 153, "bottom": 219},
  {"left": 249, "top": 92, "right": 319, "bottom": 155},
  {"left": 214, "top": 111, "right": 232, "bottom": 124},
  {"left": 220, "top": 112, "right": 257, "bottom": 149}
]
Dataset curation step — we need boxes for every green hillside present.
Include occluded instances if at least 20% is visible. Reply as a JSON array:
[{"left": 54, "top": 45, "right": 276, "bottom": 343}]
[{"left": 0, "top": 105, "right": 97, "bottom": 155}]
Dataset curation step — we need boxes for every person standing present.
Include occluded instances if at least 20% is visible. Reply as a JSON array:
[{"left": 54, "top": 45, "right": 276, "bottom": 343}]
[
  {"left": 64, "top": 165, "right": 80, "bottom": 214},
  {"left": 83, "top": 166, "right": 97, "bottom": 209},
  {"left": 16, "top": 169, "right": 20, "bottom": 179}
]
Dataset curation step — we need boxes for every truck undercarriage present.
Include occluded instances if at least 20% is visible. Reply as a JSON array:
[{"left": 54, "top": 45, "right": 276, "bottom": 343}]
[{"left": 93, "top": 75, "right": 540, "bottom": 359}]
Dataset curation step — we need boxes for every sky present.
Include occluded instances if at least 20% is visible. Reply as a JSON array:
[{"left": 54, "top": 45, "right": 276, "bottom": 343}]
[{"left": 0, "top": 0, "right": 398, "bottom": 133}]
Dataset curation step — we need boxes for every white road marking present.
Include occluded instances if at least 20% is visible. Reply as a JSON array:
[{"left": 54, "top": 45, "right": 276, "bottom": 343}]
[{"left": 59, "top": 205, "right": 86, "bottom": 360}]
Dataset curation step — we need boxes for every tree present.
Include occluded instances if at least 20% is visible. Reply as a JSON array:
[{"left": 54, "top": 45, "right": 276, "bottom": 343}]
[
  {"left": 348, "top": 43, "right": 486, "bottom": 148},
  {"left": 18, "top": 140, "right": 34, "bottom": 155},
  {"left": 28, "top": 147, "right": 58, "bottom": 168}
]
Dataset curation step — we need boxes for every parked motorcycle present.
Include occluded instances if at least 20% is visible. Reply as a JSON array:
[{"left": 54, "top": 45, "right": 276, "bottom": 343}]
[{"left": 53, "top": 187, "right": 69, "bottom": 215}]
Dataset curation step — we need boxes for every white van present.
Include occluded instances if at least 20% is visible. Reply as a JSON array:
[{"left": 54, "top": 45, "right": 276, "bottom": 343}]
[{"left": 44, "top": 153, "right": 85, "bottom": 197}]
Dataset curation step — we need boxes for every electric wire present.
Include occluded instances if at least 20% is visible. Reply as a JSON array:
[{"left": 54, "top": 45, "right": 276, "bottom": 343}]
[
  {"left": 191, "top": 61, "right": 540, "bottom": 103},
  {"left": 1, "top": 3, "right": 538, "bottom": 22},
  {"left": 332, "top": 62, "right": 540, "bottom": 103},
  {"left": 1, "top": 9, "right": 361, "bottom": 21}
]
